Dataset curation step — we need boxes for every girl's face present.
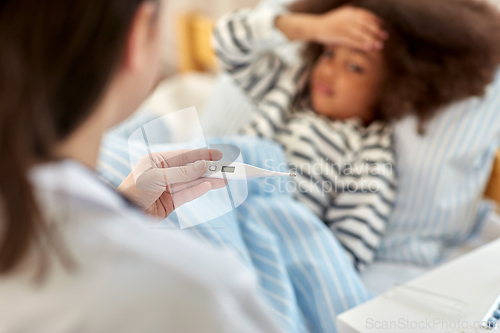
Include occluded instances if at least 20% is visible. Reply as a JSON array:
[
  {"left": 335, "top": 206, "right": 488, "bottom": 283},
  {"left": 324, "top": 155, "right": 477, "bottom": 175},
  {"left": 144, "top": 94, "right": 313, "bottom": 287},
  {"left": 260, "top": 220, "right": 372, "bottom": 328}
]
[{"left": 310, "top": 45, "right": 386, "bottom": 124}]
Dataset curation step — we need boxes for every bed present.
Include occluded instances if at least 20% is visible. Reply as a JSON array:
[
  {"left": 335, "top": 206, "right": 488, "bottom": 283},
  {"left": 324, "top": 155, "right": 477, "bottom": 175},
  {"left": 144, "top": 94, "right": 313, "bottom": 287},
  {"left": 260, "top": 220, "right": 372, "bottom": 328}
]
[{"left": 97, "top": 10, "right": 500, "bottom": 333}]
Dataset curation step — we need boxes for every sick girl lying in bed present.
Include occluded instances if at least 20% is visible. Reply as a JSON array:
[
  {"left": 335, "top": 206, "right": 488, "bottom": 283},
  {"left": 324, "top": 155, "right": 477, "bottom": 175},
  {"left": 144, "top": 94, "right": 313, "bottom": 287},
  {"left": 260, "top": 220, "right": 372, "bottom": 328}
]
[{"left": 213, "top": 0, "right": 500, "bottom": 271}]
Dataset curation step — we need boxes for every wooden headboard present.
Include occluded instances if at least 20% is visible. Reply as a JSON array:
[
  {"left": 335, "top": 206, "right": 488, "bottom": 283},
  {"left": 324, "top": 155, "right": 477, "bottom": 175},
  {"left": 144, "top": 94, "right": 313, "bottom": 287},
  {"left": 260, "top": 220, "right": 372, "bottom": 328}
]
[
  {"left": 176, "top": 12, "right": 216, "bottom": 73},
  {"left": 485, "top": 150, "right": 500, "bottom": 211},
  {"left": 174, "top": 12, "right": 500, "bottom": 209}
]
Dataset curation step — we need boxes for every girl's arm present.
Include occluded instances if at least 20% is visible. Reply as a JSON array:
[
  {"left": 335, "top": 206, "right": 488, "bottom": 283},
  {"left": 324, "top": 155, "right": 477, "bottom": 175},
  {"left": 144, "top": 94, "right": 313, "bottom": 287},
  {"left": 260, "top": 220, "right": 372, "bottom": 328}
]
[
  {"left": 213, "top": 7, "right": 310, "bottom": 140},
  {"left": 212, "top": 8, "right": 290, "bottom": 103},
  {"left": 239, "top": 61, "right": 307, "bottom": 140},
  {"left": 276, "top": 6, "right": 387, "bottom": 50}
]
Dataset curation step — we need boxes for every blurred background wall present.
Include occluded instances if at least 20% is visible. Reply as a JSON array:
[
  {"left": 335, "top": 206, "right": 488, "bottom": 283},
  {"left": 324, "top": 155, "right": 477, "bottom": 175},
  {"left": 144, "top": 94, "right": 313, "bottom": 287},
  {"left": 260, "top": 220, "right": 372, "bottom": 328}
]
[
  {"left": 161, "top": 0, "right": 261, "bottom": 74},
  {"left": 161, "top": 0, "right": 500, "bottom": 75}
]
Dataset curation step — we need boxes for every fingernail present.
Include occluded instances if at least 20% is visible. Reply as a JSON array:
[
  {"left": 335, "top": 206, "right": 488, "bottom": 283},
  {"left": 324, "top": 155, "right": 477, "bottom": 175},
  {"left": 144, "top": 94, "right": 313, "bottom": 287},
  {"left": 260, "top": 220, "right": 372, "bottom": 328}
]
[{"left": 194, "top": 160, "right": 206, "bottom": 170}]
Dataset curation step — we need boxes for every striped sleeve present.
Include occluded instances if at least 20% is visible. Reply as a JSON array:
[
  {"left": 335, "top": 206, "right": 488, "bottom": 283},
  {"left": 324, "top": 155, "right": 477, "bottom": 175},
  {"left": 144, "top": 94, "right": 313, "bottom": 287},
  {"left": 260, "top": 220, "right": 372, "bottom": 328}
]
[
  {"left": 212, "top": 7, "right": 290, "bottom": 102},
  {"left": 239, "top": 63, "right": 308, "bottom": 140},
  {"left": 324, "top": 124, "right": 397, "bottom": 272}
]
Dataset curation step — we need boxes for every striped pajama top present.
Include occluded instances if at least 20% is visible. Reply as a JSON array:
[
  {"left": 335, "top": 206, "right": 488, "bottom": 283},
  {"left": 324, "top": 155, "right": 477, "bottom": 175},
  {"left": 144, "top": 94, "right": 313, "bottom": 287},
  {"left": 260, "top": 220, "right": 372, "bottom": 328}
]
[{"left": 212, "top": 7, "right": 397, "bottom": 271}]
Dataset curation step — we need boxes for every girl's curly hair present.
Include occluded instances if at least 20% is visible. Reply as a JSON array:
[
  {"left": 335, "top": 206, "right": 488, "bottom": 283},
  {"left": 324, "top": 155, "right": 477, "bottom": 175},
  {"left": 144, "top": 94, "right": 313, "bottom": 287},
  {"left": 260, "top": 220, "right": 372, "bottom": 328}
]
[{"left": 290, "top": 0, "right": 500, "bottom": 130}]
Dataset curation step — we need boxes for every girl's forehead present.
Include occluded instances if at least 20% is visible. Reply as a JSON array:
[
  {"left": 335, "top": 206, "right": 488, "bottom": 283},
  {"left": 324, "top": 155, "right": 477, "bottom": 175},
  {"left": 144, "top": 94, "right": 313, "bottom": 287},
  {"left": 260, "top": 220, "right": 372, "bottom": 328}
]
[{"left": 323, "top": 45, "right": 384, "bottom": 63}]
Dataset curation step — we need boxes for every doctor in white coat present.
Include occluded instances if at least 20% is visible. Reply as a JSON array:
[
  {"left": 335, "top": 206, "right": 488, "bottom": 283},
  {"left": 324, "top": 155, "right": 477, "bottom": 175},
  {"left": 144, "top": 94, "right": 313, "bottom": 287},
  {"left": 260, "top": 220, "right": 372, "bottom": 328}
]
[{"left": 0, "top": 0, "right": 281, "bottom": 332}]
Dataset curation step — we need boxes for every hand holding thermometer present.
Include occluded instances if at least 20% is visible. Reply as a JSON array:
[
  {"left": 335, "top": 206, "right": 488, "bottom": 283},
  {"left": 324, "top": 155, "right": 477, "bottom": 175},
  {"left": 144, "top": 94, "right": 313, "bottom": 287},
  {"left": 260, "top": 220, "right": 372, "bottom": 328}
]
[{"left": 201, "top": 161, "right": 296, "bottom": 180}]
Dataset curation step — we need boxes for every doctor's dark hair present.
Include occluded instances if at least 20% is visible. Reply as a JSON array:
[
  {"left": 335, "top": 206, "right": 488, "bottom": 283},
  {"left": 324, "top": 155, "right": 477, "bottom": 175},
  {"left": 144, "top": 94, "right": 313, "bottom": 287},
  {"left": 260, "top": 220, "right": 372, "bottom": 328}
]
[
  {"left": 290, "top": 0, "right": 500, "bottom": 131},
  {"left": 0, "top": 0, "right": 153, "bottom": 274}
]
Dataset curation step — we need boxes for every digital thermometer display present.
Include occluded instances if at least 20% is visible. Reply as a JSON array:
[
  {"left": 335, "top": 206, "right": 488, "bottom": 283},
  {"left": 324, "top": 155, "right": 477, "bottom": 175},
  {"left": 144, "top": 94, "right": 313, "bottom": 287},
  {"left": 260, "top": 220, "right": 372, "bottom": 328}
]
[
  {"left": 221, "top": 166, "right": 236, "bottom": 173},
  {"left": 202, "top": 161, "right": 295, "bottom": 180}
]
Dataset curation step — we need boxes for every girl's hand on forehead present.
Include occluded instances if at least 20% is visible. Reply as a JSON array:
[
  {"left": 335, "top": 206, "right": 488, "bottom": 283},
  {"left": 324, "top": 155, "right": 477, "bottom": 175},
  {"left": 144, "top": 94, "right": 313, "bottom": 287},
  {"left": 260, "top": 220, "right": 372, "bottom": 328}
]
[{"left": 312, "top": 6, "right": 388, "bottom": 51}]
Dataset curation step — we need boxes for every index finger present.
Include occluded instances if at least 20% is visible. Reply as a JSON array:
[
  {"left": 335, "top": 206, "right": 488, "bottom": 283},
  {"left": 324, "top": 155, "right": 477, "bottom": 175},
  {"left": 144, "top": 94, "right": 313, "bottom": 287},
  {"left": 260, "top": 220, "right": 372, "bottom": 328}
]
[
  {"left": 357, "top": 20, "right": 389, "bottom": 40},
  {"left": 352, "top": 7, "right": 384, "bottom": 26},
  {"left": 157, "top": 149, "right": 223, "bottom": 167}
]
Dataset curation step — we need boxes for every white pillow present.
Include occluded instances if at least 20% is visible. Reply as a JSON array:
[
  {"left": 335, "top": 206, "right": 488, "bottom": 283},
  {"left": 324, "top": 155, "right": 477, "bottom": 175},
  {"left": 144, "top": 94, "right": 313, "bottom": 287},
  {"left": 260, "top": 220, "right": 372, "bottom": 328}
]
[{"left": 377, "top": 70, "right": 500, "bottom": 265}]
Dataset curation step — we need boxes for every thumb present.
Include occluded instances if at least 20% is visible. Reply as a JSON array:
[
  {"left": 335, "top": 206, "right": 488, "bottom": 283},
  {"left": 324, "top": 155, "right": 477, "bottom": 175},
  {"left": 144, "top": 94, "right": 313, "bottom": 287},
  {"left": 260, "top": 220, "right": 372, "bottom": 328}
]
[{"left": 135, "top": 160, "right": 207, "bottom": 192}]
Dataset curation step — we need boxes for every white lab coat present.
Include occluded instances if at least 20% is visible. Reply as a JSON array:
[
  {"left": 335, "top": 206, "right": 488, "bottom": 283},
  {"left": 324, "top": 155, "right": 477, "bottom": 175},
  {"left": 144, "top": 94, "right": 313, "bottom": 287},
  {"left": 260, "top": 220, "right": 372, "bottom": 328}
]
[{"left": 0, "top": 160, "right": 281, "bottom": 333}]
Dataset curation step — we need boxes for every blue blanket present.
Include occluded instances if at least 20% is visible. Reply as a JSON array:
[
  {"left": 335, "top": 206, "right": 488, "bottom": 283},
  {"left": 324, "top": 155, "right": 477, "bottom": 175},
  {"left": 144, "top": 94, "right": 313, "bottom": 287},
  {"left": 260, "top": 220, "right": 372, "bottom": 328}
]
[{"left": 98, "top": 115, "right": 371, "bottom": 332}]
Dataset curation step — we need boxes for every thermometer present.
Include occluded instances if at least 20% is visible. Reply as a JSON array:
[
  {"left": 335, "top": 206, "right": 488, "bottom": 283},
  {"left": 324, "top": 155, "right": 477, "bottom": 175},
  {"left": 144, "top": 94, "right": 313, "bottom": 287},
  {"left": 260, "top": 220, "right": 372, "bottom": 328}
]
[{"left": 201, "top": 161, "right": 296, "bottom": 180}]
